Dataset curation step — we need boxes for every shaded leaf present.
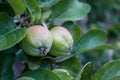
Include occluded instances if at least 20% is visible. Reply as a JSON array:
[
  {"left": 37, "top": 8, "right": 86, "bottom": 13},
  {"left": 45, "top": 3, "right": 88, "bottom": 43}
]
[
  {"left": 0, "top": 3, "right": 15, "bottom": 17},
  {"left": 0, "top": 28, "right": 27, "bottom": 51},
  {"left": 0, "top": 52, "right": 15, "bottom": 80},
  {"left": 56, "top": 57, "right": 81, "bottom": 77},
  {"left": 78, "top": 62, "right": 93, "bottom": 80},
  {"left": 40, "top": 58, "right": 54, "bottom": 70},
  {"left": 92, "top": 59, "right": 120, "bottom": 80},
  {"left": 16, "top": 50, "right": 28, "bottom": 62},
  {"left": 109, "top": 23, "right": 120, "bottom": 35},
  {"left": 21, "top": 69, "right": 61, "bottom": 80},
  {"left": 0, "top": 12, "right": 16, "bottom": 35}
]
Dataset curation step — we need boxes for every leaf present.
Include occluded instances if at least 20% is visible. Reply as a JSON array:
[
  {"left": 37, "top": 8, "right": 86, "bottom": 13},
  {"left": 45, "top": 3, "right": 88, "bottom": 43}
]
[
  {"left": 55, "top": 29, "right": 108, "bottom": 63},
  {"left": 52, "top": 69, "right": 74, "bottom": 80},
  {"left": 78, "top": 62, "right": 93, "bottom": 80},
  {"left": 95, "top": 44, "right": 115, "bottom": 50},
  {"left": 1, "top": 44, "right": 20, "bottom": 54},
  {"left": 40, "top": 58, "right": 54, "bottom": 70},
  {"left": 92, "top": 59, "right": 120, "bottom": 80},
  {"left": 23, "top": 0, "right": 41, "bottom": 23},
  {"left": 109, "top": 23, "right": 120, "bottom": 35},
  {"left": 72, "top": 78, "right": 78, "bottom": 80},
  {"left": 73, "top": 29, "right": 107, "bottom": 53},
  {"left": 62, "top": 21, "right": 82, "bottom": 44},
  {"left": 16, "top": 50, "right": 28, "bottom": 62},
  {"left": 0, "top": 46, "right": 19, "bottom": 80},
  {"left": 7, "top": 0, "right": 25, "bottom": 14},
  {"left": 41, "top": 10, "right": 52, "bottom": 21},
  {"left": 109, "top": 76, "right": 120, "bottom": 80},
  {"left": 27, "top": 61, "right": 40, "bottom": 70},
  {"left": 17, "top": 76, "right": 35, "bottom": 80},
  {"left": 0, "top": 28, "right": 27, "bottom": 51},
  {"left": 49, "top": 0, "right": 90, "bottom": 21},
  {"left": 0, "top": 12, "right": 16, "bottom": 35},
  {"left": 36, "top": 0, "right": 59, "bottom": 8},
  {"left": 0, "top": 3, "right": 15, "bottom": 17},
  {"left": 21, "top": 69, "right": 61, "bottom": 80},
  {"left": 56, "top": 57, "right": 82, "bottom": 77},
  {"left": 0, "top": 52, "right": 15, "bottom": 80}
]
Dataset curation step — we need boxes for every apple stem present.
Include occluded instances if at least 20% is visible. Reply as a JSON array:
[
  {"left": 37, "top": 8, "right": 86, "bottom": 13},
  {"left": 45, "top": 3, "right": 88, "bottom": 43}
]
[
  {"left": 55, "top": 54, "right": 74, "bottom": 63},
  {"left": 42, "top": 21, "right": 48, "bottom": 29},
  {"left": 43, "top": 56, "right": 55, "bottom": 61}
]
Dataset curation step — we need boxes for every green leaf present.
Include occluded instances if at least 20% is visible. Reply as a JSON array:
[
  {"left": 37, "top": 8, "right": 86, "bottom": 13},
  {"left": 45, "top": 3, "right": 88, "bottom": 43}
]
[
  {"left": 1, "top": 44, "right": 20, "bottom": 54},
  {"left": 52, "top": 69, "right": 74, "bottom": 80},
  {"left": 109, "top": 23, "right": 120, "bottom": 35},
  {"left": 109, "top": 76, "right": 120, "bottom": 80},
  {"left": 56, "top": 57, "right": 82, "bottom": 77},
  {"left": 40, "top": 58, "right": 54, "bottom": 70},
  {"left": 17, "top": 76, "right": 35, "bottom": 80},
  {"left": 0, "top": 12, "right": 16, "bottom": 35},
  {"left": 72, "top": 78, "right": 78, "bottom": 80},
  {"left": 23, "top": 0, "right": 41, "bottom": 23},
  {"left": 36, "top": 0, "right": 59, "bottom": 8},
  {"left": 41, "top": 10, "right": 51, "bottom": 21},
  {"left": 62, "top": 21, "right": 82, "bottom": 44},
  {"left": 21, "top": 69, "right": 61, "bottom": 80},
  {"left": 73, "top": 29, "right": 107, "bottom": 53},
  {"left": 55, "top": 29, "right": 108, "bottom": 63},
  {"left": 0, "top": 45, "right": 19, "bottom": 80},
  {"left": 95, "top": 44, "right": 115, "bottom": 50},
  {"left": 0, "top": 3, "right": 15, "bottom": 17},
  {"left": 0, "top": 28, "right": 27, "bottom": 51},
  {"left": 92, "top": 59, "right": 120, "bottom": 80},
  {"left": 78, "top": 62, "right": 93, "bottom": 80},
  {"left": 27, "top": 61, "right": 40, "bottom": 70},
  {"left": 7, "top": 0, "right": 25, "bottom": 14},
  {"left": 16, "top": 50, "right": 27, "bottom": 62},
  {"left": 0, "top": 52, "right": 15, "bottom": 80},
  {"left": 49, "top": 0, "right": 90, "bottom": 21}
]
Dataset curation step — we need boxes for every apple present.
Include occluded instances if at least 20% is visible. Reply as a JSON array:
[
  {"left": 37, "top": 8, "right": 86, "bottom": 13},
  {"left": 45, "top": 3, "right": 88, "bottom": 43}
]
[
  {"left": 21, "top": 25, "right": 53, "bottom": 56},
  {"left": 49, "top": 26, "right": 73, "bottom": 57}
]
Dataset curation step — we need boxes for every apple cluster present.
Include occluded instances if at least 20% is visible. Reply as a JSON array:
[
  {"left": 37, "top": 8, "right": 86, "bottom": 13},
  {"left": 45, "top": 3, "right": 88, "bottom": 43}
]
[{"left": 21, "top": 25, "right": 73, "bottom": 57}]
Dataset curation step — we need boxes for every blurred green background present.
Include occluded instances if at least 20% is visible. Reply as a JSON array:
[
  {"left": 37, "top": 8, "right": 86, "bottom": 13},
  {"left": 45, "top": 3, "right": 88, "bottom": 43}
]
[{"left": 78, "top": 0, "right": 120, "bottom": 73}]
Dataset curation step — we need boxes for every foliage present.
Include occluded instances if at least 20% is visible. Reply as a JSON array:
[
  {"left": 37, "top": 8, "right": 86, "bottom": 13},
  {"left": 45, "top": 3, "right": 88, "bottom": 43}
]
[{"left": 0, "top": 0, "right": 119, "bottom": 80}]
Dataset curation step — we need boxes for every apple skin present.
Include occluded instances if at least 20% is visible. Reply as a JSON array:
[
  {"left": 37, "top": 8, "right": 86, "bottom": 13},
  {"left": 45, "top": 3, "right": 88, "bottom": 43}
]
[
  {"left": 49, "top": 26, "right": 73, "bottom": 57},
  {"left": 21, "top": 25, "right": 53, "bottom": 56}
]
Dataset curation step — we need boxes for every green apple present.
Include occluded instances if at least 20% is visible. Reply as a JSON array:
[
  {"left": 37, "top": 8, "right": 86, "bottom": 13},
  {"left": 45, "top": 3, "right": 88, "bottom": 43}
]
[
  {"left": 21, "top": 25, "right": 53, "bottom": 56},
  {"left": 49, "top": 26, "right": 73, "bottom": 57}
]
